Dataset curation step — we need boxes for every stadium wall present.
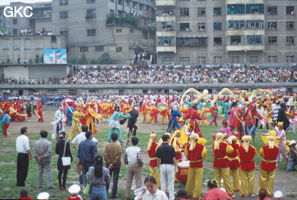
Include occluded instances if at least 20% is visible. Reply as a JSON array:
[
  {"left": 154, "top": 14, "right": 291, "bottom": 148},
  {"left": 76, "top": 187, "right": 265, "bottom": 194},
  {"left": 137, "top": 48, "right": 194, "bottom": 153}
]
[{"left": 0, "top": 83, "right": 296, "bottom": 96}]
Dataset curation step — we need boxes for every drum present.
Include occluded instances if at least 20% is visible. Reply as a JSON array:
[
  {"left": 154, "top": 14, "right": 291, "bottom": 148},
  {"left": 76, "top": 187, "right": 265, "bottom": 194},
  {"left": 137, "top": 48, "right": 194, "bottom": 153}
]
[{"left": 176, "top": 161, "right": 189, "bottom": 184}]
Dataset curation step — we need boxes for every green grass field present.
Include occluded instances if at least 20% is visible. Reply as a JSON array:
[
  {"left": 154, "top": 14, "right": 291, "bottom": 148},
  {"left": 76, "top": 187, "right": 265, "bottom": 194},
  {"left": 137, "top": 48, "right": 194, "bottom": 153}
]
[{"left": 0, "top": 125, "right": 296, "bottom": 199}]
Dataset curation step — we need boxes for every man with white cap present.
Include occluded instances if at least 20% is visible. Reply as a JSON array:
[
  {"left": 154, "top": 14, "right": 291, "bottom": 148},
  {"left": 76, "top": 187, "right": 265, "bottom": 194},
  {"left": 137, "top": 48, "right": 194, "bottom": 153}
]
[
  {"left": 273, "top": 190, "right": 284, "bottom": 200},
  {"left": 287, "top": 140, "right": 297, "bottom": 171},
  {"left": 37, "top": 192, "right": 49, "bottom": 200},
  {"left": 67, "top": 184, "right": 82, "bottom": 200}
]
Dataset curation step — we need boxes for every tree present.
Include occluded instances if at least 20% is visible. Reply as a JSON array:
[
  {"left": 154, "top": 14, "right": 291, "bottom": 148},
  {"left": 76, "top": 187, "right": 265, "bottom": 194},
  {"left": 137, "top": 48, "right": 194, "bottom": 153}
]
[
  {"left": 98, "top": 53, "right": 112, "bottom": 64},
  {"left": 28, "top": 59, "right": 33, "bottom": 64},
  {"left": 90, "top": 59, "right": 97, "bottom": 64},
  {"left": 68, "top": 56, "right": 78, "bottom": 64},
  {"left": 78, "top": 54, "right": 88, "bottom": 64}
]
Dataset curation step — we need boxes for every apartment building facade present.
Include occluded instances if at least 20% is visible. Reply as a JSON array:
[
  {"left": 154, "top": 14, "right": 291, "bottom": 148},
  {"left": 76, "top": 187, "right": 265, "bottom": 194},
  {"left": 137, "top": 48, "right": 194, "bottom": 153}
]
[{"left": 156, "top": 0, "right": 297, "bottom": 65}]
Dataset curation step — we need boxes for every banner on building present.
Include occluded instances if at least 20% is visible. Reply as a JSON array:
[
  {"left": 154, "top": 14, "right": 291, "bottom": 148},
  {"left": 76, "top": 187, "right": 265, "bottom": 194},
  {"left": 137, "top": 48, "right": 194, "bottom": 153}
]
[{"left": 43, "top": 49, "right": 67, "bottom": 64}]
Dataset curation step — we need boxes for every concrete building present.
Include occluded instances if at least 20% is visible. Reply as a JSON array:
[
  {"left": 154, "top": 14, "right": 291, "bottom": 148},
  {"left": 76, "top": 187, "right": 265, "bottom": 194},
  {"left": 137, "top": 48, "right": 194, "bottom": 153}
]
[
  {"left": 0, "top": 0, "right": 155, "bottom": 64},
  {"left": 51, "top": 0, "right": 155, "bottom": 64},
  {"left": 156, "top": 0, "right": 297, "bottom": 65}
]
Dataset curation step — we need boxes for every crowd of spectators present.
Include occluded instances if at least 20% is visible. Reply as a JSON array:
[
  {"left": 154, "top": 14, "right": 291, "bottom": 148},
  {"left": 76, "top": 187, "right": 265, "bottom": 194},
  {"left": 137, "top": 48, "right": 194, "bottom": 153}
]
[{"left": 1, "top": 65, "right": 296, "bottom": 85}]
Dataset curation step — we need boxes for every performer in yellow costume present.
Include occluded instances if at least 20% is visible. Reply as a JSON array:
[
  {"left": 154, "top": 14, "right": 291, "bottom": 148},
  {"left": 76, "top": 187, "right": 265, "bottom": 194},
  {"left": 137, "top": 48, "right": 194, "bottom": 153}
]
[
  {"left": 147, "top": 133, "right": 160, "bottom": 187},
  {"left": 184, "top": 134, "right": 207, "bottom": 200},
  {"left": 85, "top": 102, "right": 102, "bottom": 134},
  {"left": 68, "top": 106, "right": 85, "bottom": 140}
]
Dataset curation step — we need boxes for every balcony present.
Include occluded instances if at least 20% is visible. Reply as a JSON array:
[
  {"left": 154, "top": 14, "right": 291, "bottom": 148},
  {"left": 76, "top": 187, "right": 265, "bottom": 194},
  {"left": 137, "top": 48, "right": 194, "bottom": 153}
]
[
  {"left": 156, "top": 46, "right": 176, "bottom": 53},
  {"left": 157, "top": 31, "right": 176, "bottom": 37},
  {"left": 226, "top": 0, "right": 263, "bottom": 4},
  {"left": 156, "top": 15, "right": 176, "bottom": 22},
  {"left": 226, "top": 14, "right": 264, "bottom": 21},
  {"left": 156, "top": 0, "right": 176, "bottom": 7},
  {"left": 226, "top": 29, "right": 264, "bottom": 36},
  {"left": 226, "top": 45, "right": 264, "bottom": 51}
]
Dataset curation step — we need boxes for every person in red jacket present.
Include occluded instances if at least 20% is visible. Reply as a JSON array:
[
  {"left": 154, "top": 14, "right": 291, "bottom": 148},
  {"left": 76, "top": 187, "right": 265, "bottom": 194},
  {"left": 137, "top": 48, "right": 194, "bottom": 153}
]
[
  {"left": 227, "top": 135, "right": 240, "bottom": 192},
  {"left": 35, "top": 103, "right": 44, "bottom": 122},
  {"left": 147, "top": 132, "right": 160, "bottom": 187},
  {"left": 258, "top": 136, "right": 279, "bottom": 196},
  {"left": 212, "top": 132, "right": 234, "bottom": 196},
  {"left": 185, "top": 134, "right": 207, "bottom": 200},
  {"left": 183, "top": 104, "right": 204, "bottom": 137},
  {"left": 149, "top": 103, "right": 159, "bottom": 124},
  {"left": 243, "top": 104, "right": 263, "bottom": 142},
  {"left": 203, "top": 179, "right": 233, "bottom": 200},
  {"left": 238, "top": 135, "right": 256, "bottom": 197}
]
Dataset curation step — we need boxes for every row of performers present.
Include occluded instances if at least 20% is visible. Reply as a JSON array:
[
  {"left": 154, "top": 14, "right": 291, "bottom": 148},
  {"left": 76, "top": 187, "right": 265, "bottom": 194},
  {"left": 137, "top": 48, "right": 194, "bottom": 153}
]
[{"left": 147, "top": 131, "right": 281, "bottom": 199}]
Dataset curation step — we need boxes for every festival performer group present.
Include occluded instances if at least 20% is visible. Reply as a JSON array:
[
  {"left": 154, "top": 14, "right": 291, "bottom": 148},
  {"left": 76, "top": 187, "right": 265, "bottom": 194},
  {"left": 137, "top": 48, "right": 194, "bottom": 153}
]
[{"left": 1, "top": 89, "right": 297, "bottom": 200}]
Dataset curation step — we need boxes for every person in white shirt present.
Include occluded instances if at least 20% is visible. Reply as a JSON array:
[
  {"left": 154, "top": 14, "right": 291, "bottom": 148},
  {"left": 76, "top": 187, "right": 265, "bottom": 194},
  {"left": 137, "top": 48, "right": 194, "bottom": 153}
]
[
  {"left": 124, "top": 136, "right": 143, "bottom": 200},
  {"left": 136, "top": 176, "right": 168, "bottom": 200},
  {"left": 16, "top": 127, "right": 32, "bottom": 186},
  {"left": 51, "top": 106, "right": 66, "bottom": 140},
  {"left": 71, "top": 126, "right": 98, "bottom": 150}
]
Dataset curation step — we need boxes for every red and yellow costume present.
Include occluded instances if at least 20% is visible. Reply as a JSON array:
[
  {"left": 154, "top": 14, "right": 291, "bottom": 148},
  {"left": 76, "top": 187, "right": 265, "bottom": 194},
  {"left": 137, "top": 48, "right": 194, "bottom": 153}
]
[
  {"left": 139, "top": 103, "right": 149, "bottom": 122},
  {"left": 227, "top": 136, "right": 240, "bottom": 192},
  {"left": 68, "top": 107, "right": 85, "bottom": 140},
  {"left": 212, "top": 132, "right": 234, "bottom": 195},
  {"left": 238, "top": 135, "right": 256, "bottom": 197},
  {"left": 183, "top": 107, "right": 204, "bottom": 137},
  {"left": 170, "top": 130, "right": 182, "bottom": 162},
  {"left": 149, "top": 104, "right": 159, "bottom": 124},
  {"left": 258, "top": 136, "right": 279, "bottom": 196},
  {"left": 35, "top": 103, "right": 43, "bottom": 122},
  {"left": 185, "top": 134, "right": 207, "bottom": 199},
  {"left": 84, "top": 102, "right": 102, "bottom": 134},
  {"left": 160, "top": 105, "right": 170, "bottom": 124},
  {"left": 147, "top": 133, "right": 160, "bottom": 187}
]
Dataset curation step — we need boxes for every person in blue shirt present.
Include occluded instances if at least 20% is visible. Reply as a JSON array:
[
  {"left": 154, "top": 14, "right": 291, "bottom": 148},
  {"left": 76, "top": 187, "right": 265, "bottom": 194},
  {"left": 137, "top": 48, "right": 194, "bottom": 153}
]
[
  {"left": 167, "top": 105, "right": 181, "bottom": 133},
  {"left": 1, "top": 110, "right": 11, "bottom": 136},
  {"left": 66, "top": 104, "right": 75, "bottom": 126},
  {"left": 78, "top": 131, "right": 97, "bottom": 186}
]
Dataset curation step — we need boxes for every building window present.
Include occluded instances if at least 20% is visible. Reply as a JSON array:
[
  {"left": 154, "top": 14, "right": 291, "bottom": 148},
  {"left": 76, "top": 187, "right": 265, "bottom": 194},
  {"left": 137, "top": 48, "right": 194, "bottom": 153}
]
[
  {"left": 132, "top": 2, "right": 137, "bottom": 9},
  {"left": 87, "top": 0, "right": 95, "bottom": 3},
  {"left": 95, "top": 46, "right": 104, "bottom": 52},
  {"left": 267, "top": 6, "right": 277, "bottom": 15},
  {"left": 246, "top": 4, "right": 264, "bottom": 14},
  {"left": 247, "top": 35, "right": 262, "bottom": 45},
  {"left": 139, "top": 4, "right": 143, "bottom": 11},
  {"left": 60, "top": 11, "right": 68, "bottom": 19},
  {"left": 110, "top": 9, "right": 114, "bottom": 13},
  {"left": 158, "top": 36, "right": 175, "bottom": 46},
  {"left": 110, "top": 0, "right": 114, "bottom": 2},
  {"left": 180, "top": 57, "right": 190, "bottom": 65},
  {"left": 142, "top": 30, "right": 148, "bottom": 39},
  {"left": 180, "top": 8, "right": 189, "bottom": 16},
  {"left": 13, "top": 29, "right": 18, "bottom": 35},
  {"left": 118, "top": 0, "right": 123, "bottom": 5},
  {"left": 60, "top": 0, "right": 68, "bottom": 5},
  {"left": 286, "top": 36, "right": 295, "bottom": 46},
  {"left": 162, "top": 57, "right": 172, "bottom": 65},
  {"left": 227, "top": 20, "right": 245, "bottom": 30},
  {"left": 13, "top": 19, "right": 17, "bottom": 24},
  {"left": 230, "top": 35, "right": 241, "bottom": 45},
  {"left": 86, "top": 9, "right": 96, "bottom": 18},
  {"left": 116, "top": 28, "right": 122, "bottom": 33},
  {"left": 266, "top": 22, "right": 277, "bottom": 30},
  {"left": 249, "top": 56, "right": 259, "bottom": 64},
  {"left": 60, "top": 30, "right": 68, "bottom": 36},
  {"left": 180, "top": 23, "right": 190, "bottom": 31},
  {"left": 268, "top": 36, "right": 277, "bottom": 44},
  {"left": 246, "top": 20, "right": 264, "bottom": 29},
  {"left": 267, "top": 56, "right": 278, "bottom": 63},
  {"left": 231, "top": 56, "right": 240, "bottom": 64},
  {"left": 80, "top": 46, "right": 89, "bottom": 52},
  {"left": 197, "top": 23, "right": 206, "bottom": 31},
  {"left": 286, "top": 6, "right": 294, "bottom": 15},
  {"left": 214, "top": 37, "right": 222, "bottom": 46},
  {"left": 116, "top": 46, "right": 122, "bottom": 52},
  {"left": 213, "top": 22, "right": 222, "bottom": 31},
  {"left": 51, "top": 36, "right": 56, "bottom": 43},
  {"left": 214, "top": 56, "right": 222, "bottom": 64},
  {"left": 213, "top": 7, "right": 221, "bottom": 16},
  {"left": 197, "top": 7, "right": 206, "bottom": 17},
  {"left": 87, "top": 29, "right": 96, "bottom": 36},
  {"left": 227, "top": 4, "right": 245, "bottom": 14},
  {"left": 286, "top": 21, "right": 294, "bottom": 30},
  {"left": 286, "top": 56, "right": 294, "bottom": 63},
  {"left": 177, "top": 37, "right": 207, "bottom": 47},
  {"left": 197, "top": 56, "right": 206, "bottom": 64},
  {"left": 162, "top": 22, "right": 174, "bottom": 31}
]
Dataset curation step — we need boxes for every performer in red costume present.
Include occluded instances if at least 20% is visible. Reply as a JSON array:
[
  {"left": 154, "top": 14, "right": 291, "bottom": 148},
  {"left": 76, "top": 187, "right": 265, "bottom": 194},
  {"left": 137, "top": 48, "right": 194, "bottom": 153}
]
[{"left": 183, "top": 104, "right": 204, "bottom": 137}]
